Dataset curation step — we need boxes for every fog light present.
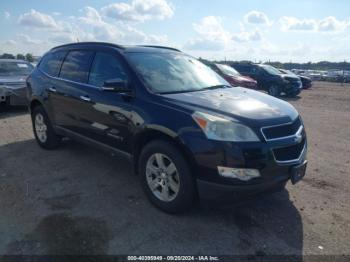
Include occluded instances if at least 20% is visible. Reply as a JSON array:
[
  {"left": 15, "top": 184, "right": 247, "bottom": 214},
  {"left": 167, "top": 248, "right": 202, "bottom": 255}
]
[{"left": 217, "top": 166, "right": 260, "bottom": 181}]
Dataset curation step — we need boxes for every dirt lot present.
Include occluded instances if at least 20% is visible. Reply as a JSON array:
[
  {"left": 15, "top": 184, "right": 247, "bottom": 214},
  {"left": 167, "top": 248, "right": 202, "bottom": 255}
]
[{"left": 0, "top": 82, "right": 349, "bottom": 257}]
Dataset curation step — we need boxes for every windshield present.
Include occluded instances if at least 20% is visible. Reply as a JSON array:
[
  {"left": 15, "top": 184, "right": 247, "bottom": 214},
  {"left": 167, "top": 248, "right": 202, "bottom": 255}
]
[
  {"left": 126, "top": 53, "right": 228, "bottom": 94},
  {"left": 216, "top": 64, "right": 241, "bottom": 77},
  {"left": 260, "top": 65, "right": 282, "bottom": 76},
  {"left": 280, "top": 69, "right": 296, "bottom": 76},
  {"left": 0, "top": 61, "right": 34, "bottom": 76}
]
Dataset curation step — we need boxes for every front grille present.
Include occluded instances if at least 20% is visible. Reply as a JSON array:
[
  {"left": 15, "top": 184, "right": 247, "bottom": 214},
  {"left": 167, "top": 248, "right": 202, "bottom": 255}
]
[
  {"left": 273, "top": 138, "right": 306, "bottom": 162},
  {"left": 262, "top": 117, "right": 302, "bottom": 140}
]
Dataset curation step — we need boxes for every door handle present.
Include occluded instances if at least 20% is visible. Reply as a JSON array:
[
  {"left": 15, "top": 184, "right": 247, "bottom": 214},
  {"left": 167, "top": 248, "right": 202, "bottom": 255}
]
[
  {"left": 80, "top": 95, "right": 91, "bottom": 102},
  {"left": 48, "top": 87, "right": 57, "bottom": 93}
]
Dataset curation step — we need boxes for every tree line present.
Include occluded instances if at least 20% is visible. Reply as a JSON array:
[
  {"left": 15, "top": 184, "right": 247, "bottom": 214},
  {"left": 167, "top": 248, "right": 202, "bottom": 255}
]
[
  {"left": 0, "top": 53, "right": 35, "bottom": 63},
  {"left": 198, "top": 58, "right": 350, "bottom": 71}
]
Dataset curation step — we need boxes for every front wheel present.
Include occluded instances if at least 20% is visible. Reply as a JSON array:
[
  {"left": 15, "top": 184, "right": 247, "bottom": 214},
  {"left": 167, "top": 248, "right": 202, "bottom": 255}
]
[
  {"left": 31, "top": 105, "right": 61, "bottom": 149},
  {"left": 139, "top": 140, "right": 196, "bottom": 213},
  {"left": 268, "top": 85, "right": 281, "bottom": 97}
]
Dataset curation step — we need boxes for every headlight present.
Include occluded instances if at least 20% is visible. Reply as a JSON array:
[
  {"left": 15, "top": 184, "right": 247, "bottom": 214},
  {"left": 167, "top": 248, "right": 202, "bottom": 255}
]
[
  {"left": 192, "top": 111, "right": 260, "bottom": 142},
  {"left": 282, "top": 77, "right": 289, "bottom": 84}
]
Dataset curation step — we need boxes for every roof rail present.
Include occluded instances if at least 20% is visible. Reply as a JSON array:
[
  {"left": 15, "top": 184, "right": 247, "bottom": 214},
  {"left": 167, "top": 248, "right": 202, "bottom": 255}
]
[
  {"left": 51, "top": 42, "right": 125, "bottom": 51},
  {"left": 139, "top": 45, "right": 181, "bottom": 52}
]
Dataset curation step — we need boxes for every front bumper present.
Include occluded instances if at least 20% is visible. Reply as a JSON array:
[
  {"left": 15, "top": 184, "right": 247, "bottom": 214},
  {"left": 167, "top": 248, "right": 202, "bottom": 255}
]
[
  {"left": 197, "top": 175, "right": 288, "bottom": 201},
  {"left": 182, "top": 126, "right": 307, "bottom": 201},
  {"left": 0, "top": 86, "right": 27, "bottom": 106}
]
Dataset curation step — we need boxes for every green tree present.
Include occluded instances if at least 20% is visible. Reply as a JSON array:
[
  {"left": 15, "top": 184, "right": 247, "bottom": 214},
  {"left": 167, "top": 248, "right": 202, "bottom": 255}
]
[
  {"left": 16, "top": 54, "right": 25, "bottom": 60},
  {"left": 0, "top": 53, "right": 15, "bottom": 59},
  {"left": 25, "top": 53, "right": 34, "bottom": 63}
]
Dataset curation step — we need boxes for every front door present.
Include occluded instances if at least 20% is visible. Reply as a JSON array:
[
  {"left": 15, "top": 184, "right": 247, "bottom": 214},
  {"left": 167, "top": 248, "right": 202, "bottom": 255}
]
[{"left": 72, "top": 51, "right": 136, "bottom": 153}]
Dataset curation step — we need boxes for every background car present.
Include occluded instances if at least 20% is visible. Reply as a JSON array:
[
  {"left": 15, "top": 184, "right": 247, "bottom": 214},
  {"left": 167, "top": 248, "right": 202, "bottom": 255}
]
[
  {"left": 0, "top": 59, "right": 34, "bottom": 109},
  {"left": 206, "top": 62, "right": 257, "bottom": 89},
  {"left": 279, "top": 69, "right": 312, "bottom": 89},
  {"left": 231, "top": 62, "right": 302, "bottom": 97}
]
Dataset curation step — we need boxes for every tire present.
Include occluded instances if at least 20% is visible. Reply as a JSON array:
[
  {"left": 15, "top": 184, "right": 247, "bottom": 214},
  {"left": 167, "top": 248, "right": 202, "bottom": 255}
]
[
  {"left": 286, "top": 89, "right": 300, "bottom": 98},
  {"left": 268, "top": 85, "right": 281, "bottom": 97},
  {"left": 31, "top": 105, "right": 61, "bottom": 149},
  {"left": 139, "top": 140, "right": 196, "bottom": 213}
]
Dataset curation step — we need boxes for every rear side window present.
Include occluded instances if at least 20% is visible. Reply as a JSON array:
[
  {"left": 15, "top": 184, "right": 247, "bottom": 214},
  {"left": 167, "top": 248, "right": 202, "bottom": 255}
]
[
  {"left": 88, "top": 52, "right": 128, "bottom": 87},
  {"left": 60, "top": 50, "right": 94, "bottom": 83},
  {"left": 39, "top": 51, "right": 66, "bottom": 77}
]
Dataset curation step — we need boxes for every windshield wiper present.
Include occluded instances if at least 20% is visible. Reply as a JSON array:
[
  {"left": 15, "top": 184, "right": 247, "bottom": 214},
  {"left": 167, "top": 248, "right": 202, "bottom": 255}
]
[
  {"left": 159, "top": 85, "right": 231, "bottom": 95},
  {"left": 200, "top": 84, "right": 231, "bottom": 91},
  {"left": 159, "top": 89, "right": 202, "bottom": 94}
]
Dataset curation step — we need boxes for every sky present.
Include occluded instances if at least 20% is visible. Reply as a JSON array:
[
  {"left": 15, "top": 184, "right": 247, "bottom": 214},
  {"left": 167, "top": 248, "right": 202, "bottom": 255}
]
[{"left": 1, "top": 0, "right": 350, "bottom": 62}]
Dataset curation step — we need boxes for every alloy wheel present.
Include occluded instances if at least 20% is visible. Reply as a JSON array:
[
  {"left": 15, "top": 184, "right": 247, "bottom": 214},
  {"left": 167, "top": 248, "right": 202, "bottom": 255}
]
[
  {"left": 145, "top": 153, "right": 180, "bottom": 202},
  {"left": 34, "top": 113, "right": 48, "bottom": 143}
]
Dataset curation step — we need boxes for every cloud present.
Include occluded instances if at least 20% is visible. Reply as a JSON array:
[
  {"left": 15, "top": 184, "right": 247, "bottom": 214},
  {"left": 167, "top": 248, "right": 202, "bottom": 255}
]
[
  {"left": 18, "top": 9, "right": 59, "bottom": 29},
  {"left": 76, "top": 6, "right": 167, "bottom": 44},
  {"left": 193, "top": 16, "right": 231, "bottom": 44},
  {"left": 279, "top": 16, "right": 316, "bottom": 31},
  {"left": 318, "top": 16, "right": 349, "bottom": 32},
  {"left": 244, "top": 11, "right": 271, "bottom": 25},
  {"left": 49, "top": 33, "right": 77, "bottom": 43},
  {"left": 232, "top": 29, "right": 262, "bottom": 42},
  {"left": 101, "top": 0, "right": 174, "bottom": 22},
  {"left": 183, "top": 16, "right": 230, "bottom": 51},
  {"left": 4, "top": 11, "right": 10, "bottom": 19},
  {"left": 279, "top": 16, "right": 349, "bottom": 32},
  {"left": 184, "top": 16, "right": 263, "bottom": 51},
  {"left": 17, "top": 34, "right": 42, "bottom": 44},
  {"left": 184, "top": 38, "right": 226, "bottom": 51},
  {"left": 4, "top": 40, "right": 16, "bottom": 46}
]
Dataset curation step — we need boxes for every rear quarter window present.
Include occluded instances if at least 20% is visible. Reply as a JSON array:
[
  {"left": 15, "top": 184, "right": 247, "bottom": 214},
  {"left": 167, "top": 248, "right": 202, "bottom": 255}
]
[
  {"left": 59, "top": 50, "right": 94, "bottom": 83},
  {"left": 39, "top": 51, "right": 67, "bottom": 77}
]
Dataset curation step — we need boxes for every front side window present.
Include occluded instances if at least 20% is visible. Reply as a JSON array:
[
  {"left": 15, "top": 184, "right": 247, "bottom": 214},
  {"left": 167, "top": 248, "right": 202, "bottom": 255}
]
[
  {"left": 0, "top": 61, "right": 34, "bottom": 76},
  {"left": 260, "top": 65, "right": 281, "bottom": 76},
  {"left": 126, "top": 53, "right": 227, "bottom": 94},
  {"left": 39, "top": 51, "right": 66, "bottom": 77},
  {"left": 89, "top": 52, "right": 128, "bottom": 87},
  {"left": 60, "top": 50, "right": 94, "bottom": 83}
]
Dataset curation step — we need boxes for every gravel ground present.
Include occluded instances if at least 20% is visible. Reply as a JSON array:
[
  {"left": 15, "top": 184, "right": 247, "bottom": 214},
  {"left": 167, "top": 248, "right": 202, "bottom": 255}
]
[{"left": 0, "top": 82, "right": 349, "bottom": 257}]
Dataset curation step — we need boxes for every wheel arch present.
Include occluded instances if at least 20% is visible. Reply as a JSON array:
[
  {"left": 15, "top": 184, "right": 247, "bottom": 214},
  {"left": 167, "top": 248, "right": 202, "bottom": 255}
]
[
  {"left": 29, "top": 98, "right": 43, "bottom": 113},
  {"left": 132, "top": 127, "right": 196, "bottom": 176}
]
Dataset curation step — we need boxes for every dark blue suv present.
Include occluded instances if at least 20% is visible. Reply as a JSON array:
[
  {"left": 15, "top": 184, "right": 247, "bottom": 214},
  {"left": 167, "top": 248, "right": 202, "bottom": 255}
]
[{"left": 27, "top": 42, "right": 307, "bottom": 213}]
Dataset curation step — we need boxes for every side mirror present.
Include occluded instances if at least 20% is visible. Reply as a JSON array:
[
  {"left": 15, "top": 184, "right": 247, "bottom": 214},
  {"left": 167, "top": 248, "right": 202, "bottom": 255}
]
[{"left": 102, "top": 78, "right": 132, "bottom": 94}]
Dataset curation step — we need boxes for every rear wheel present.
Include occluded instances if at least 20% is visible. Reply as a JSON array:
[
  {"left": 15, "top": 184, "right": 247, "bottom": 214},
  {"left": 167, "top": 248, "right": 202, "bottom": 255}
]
[
  {"left": 268, "top": 85, "right": 281, "bottom": 97},
  {"left": 31, "top": 105, "right": 61, "bottom": 149},
  {"left": 139, "top": 140, "right": 196, "bottom": 213}
]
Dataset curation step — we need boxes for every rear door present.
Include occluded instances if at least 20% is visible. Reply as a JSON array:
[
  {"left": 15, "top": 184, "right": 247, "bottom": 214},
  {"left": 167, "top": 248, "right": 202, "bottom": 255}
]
[
  {"left": 37, "top": 50, "right": 67, "bottom": 123},
  {"left": 55, "top": 49, "right": 95, "bottom": 132}
]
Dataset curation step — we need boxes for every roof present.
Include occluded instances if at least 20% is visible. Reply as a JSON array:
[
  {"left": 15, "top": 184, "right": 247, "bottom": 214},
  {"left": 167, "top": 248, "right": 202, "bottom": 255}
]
[
  {"left": 50, "top": 42, "right": 181, "bottom": 53},
  {"left": 0, "top": 59, "right": 29, "bottom": 63}
]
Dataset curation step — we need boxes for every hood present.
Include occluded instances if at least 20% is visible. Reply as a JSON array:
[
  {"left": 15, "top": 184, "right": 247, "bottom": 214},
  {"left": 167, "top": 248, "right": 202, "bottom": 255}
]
[
  {"left": 225, "top": 74, "right": 255, "bottom": 84},
  {"left": 238, "top": 75, "right": 256, "bottom": 83},
  {"left": 299, "top": 75, "right": 311, "bottom": 81},
  {"left": 0, "top": 75, "right": 27, "bottom": 84},
  {"left": 162, "top": 87, "right": 298, "bottom": 127},
  {"left": 280, "top": 74, "right": 300, "bottom": 82}
]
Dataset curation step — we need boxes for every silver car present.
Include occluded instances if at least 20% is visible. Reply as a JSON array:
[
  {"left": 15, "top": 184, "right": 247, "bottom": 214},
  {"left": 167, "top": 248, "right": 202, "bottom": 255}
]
[{"left": 0, "top": 59, "right": 34, "bottom": 107}]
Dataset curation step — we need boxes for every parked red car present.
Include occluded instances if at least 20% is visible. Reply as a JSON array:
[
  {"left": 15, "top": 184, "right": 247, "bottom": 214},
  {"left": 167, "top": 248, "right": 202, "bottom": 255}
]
[{"left": 207, "top": 63, "right": 257, "bottom": 89}]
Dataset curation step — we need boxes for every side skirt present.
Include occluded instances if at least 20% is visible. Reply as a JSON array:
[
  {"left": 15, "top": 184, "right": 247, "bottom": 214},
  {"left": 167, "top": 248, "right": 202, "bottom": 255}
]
[{"left": 55, "top": 126, "right": 134, "bottom": 164}]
